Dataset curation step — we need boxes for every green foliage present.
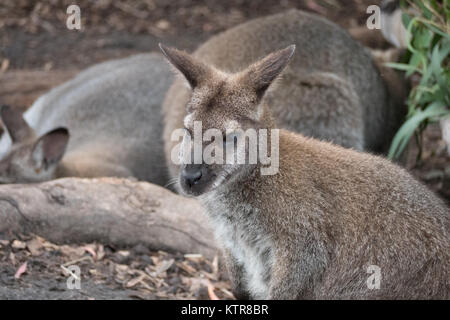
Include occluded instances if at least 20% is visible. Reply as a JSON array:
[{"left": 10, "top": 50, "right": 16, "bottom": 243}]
[{"left": 386, "top": 0, "right": 450, "bottom": 160}]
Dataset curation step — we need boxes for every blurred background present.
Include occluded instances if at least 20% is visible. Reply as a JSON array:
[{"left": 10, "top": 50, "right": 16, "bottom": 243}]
[{"left": 1, "top": 0, "right": 380, "bottom": 71}]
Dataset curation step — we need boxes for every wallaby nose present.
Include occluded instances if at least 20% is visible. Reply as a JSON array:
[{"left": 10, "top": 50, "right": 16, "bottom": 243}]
[{"left": 182, "top": 166, "right": 202, "bottom": 187}]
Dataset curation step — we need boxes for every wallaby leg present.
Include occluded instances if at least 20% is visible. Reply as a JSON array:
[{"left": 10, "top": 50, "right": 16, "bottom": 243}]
[
  {"left": 222, "top": 249, "right": 250, "bottom": 300},
  {"left": 269, "top": 237, "right": 327, "bottom": 300}
]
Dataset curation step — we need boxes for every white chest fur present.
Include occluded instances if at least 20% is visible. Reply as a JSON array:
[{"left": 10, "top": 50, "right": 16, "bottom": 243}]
[{"left": 203, "top": 194, "right": 274, "bottom": 299}]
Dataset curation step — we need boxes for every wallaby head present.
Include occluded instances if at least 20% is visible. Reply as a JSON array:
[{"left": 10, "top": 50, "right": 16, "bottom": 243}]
[
  {"left": 0, "top": 105, "right": 69, "bottom": 183},
  {"left": 159, "top": 44, "right": 295, "bottom": 196}
]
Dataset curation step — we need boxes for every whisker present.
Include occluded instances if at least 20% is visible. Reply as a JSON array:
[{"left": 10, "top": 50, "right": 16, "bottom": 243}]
[{"left": 164, "top": 177, "right": 179, "bottom": 188}]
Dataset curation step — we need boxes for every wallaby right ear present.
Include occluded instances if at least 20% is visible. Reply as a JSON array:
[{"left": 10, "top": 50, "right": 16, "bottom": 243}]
[
  {"left": 0, "top": 105, "right": 33, "bottom": 143},
  {"left": 159, "top": 43, "right": 213, "bottom": 89},
  {"left": 31, "top": 127, "right": 70, "bottom": 170},
  {"left": 241, "top": 45, "right": 296, "bottom": 98}
]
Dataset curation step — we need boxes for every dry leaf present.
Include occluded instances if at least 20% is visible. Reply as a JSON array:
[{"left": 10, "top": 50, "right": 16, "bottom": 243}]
[
  {"left": 207, "top": 280, "right": 220, "bottom": 300},
  {"left": 220, "top": 288, "right": 235, "bottom": 299},
  {"left": 155, "top": 259, "right": 174, "bottom": 276},
  {"left": 83, "top": 245, "right": 97, "bottom": 260},
  {"left": 181, "top": 276, "right": 209, "bottom": 292},
  {"left": 97, "top": 244, "right": 105, "bottom": 260},
  {"left": 177, "top": 261, "right": 197, "bottom": 276},
  {"left": 184, "top": 254, "right": 203, "bottom": 261},
  {"left": 59, "top": 245, "right": 85, "bottom": 258},
  {"left": 126, "top": 274, "right": 146, "bottom": 288},
  {"left": 14, "top": 262, "right": 27, "bottom": 279},
  {"left": 9, "top": 252, "right": 16, "bottom": 265},
  {"left": 27, "top": 238, "right": 43, "bottom": 256},
  {"left": 1, "top": 59, "right": 9, "bottom": 72},
  {"left": 117, "top": 250, "right": 130, "bottom": 257},
  {"left": 11, "top": 240, "right": 26, "bottom": 249}
]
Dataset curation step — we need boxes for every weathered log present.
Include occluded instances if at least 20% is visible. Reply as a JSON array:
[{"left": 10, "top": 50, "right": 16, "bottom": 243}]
[{"left": 0, "top": 177, "right": 218, "bottom": 259}]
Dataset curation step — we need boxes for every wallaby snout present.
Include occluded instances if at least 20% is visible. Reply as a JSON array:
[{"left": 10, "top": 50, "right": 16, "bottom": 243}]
[{"left": 180, "top": 164, "right": 210, "bottom": 196}]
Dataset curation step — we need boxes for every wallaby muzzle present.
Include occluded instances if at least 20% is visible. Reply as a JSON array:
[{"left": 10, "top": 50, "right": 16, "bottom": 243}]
[{"left": 180, "top": 163, "right": 214, "bottom": 196}]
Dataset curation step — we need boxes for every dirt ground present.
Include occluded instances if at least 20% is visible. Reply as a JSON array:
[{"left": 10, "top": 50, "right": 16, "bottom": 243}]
[{"left": 0, "top": 0, "right": 449, "bottom": 300}]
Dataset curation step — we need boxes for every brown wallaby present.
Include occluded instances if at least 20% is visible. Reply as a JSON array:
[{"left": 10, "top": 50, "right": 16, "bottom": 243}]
[
  {"left": 0, "top": 53, "right": 172, "bottom": 185},
  {"left": 159, "top": 43, "right": 450, "bottom": 299},
  {"left": 162, "top": 9, "right": 407, "bottom": 181}
]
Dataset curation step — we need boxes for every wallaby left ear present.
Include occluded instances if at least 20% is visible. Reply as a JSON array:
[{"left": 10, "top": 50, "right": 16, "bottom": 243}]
[
  {"left": 0, "top": 105, "right": 34, "bottom": 143},
  {"left": 31, "top": 127, "right": 69, "bottom": 170},
  {"left": 242, "top": 45, "right": 296, "bottom": 98},
  {"left": 159, "top": 43, "right": 213, "bottom": 89}
]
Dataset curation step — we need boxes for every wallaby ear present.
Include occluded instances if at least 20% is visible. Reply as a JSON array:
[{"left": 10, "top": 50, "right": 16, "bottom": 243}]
[
  {"left": 0, "top": 105, "right": 34, "bottom": 143},
  {"left": 31, "top": 127, "right": 69, "bottom": 170},
  {"left": 243, "top": 45, "right": 296, "bottom": 98},
  {"left": 159, "top": 43, "right": 213, "bottom": 88}
]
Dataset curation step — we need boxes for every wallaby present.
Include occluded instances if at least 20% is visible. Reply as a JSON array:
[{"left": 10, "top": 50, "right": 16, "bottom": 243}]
[
  {"left": 0, "top": 53, "right": 172, "bottom": 185},
  {"left": 159, "top": 43, "right": 450, "bottom": 299},
  {"left": 162, "top": 9, "right": 407, "bottom": 180}
]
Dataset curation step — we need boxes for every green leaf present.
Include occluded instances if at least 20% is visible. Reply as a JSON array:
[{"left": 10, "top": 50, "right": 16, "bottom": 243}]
[
  {"left": 389, "top": 1, "right": 450, "bottom": 160},
  {"left": 413, "top": 0, "right": 433, "bottom": 19},
  {"left": 389, "top": 102, "right": 449, "bottom": 159},
  {"left": 413, "top": 28, "right": 433, "bottom": 49},
  {"left": 385, "top": 62, "right": 421, "bottom": 74},
  {"left": 401, "top": 12, "right": 413, "bottom": 29},
  {"left": 422, "top": 21, "right": 450, "bottom": 39}
]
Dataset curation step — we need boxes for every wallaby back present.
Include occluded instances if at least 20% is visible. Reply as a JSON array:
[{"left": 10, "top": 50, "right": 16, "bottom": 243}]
[
  {"left": 162, "top": 9, "right": 406, "bottom": 179},
  {"left": 0, "top": 53, "right": 172, "bottom": 184}
]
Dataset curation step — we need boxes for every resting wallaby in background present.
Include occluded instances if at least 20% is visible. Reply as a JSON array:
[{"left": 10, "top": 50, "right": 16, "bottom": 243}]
[
  {"left": 162, "top": 9, "right": 406, "bottom": 180},
  {"left": 0, "top": 53, "right": 172, "bottom": 185},
  {"left": 159, "top": 43, "right": 450, "bottom": 299}
]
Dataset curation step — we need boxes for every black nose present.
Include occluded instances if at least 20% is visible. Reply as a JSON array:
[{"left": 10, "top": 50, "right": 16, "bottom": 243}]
[{"left": 182, "top": 166, "right": 202, "bottom": 187}]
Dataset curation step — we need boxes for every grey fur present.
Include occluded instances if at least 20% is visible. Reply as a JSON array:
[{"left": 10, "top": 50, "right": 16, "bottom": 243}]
[{"left": 0, "top": 53, "right": 172, "bottom": 185}]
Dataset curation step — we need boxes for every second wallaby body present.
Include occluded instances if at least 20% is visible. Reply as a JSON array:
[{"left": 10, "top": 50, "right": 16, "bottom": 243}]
[
  {"left": 0, "top": 53, "right": 172, "bottom": 185},
  {"left": 159, "top": 42, "right": 450, "bottom": 299},
  {"left": 162, "top": 9, "right": 406, "bottom": 180}
]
